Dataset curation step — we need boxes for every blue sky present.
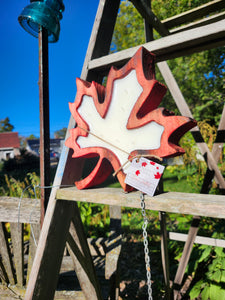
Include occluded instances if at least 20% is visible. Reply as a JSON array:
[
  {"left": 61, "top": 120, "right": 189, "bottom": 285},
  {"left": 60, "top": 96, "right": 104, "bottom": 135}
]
[{"left": 1, "top": 1, "right": 99, "bottom": 138}]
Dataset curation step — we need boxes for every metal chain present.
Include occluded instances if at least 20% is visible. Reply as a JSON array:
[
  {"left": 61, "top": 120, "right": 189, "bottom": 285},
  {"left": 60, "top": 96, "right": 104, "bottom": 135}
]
[{"left": 140, "top": 192, "right": 153, "bottom": 300}]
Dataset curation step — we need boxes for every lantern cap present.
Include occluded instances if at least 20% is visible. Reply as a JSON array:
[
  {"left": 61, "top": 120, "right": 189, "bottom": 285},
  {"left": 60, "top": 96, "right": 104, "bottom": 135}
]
[{"left": 18, "top": 0, "right": 65, "bottom": 43}]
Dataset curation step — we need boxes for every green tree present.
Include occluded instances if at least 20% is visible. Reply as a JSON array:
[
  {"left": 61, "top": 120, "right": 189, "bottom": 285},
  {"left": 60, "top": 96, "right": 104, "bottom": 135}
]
[
  {"left": 0, "top": 117, "right": 14, "bottom": 132},
  {"left": 27, "top": 134, "right": 38, "bottom": 140},
  {"left": 54, "top": 127, "right": 67, "bottom": 139},
  {"left": 112, "top": 0, "right": 225, "bottom": 125},
  {"left": 111, "top": 1, "right": 145, "bottom": 52}
]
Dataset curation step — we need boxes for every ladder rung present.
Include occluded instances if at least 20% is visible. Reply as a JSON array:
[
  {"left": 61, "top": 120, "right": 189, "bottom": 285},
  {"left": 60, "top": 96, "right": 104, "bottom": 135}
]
[
  {"left": 88, "top": 19, "right": 225, "bottom": 74},
  {"left": 56, "top": 187, "right": 225, "bottom": 219},
  {"left": 162, "top": 0, "right": 225, "bottom": 29}
]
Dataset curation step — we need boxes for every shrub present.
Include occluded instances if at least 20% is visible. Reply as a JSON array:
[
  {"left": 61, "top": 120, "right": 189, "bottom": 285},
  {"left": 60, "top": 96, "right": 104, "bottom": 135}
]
[{"left": 2, "top": 150, "right": 39, "bottom": 173}]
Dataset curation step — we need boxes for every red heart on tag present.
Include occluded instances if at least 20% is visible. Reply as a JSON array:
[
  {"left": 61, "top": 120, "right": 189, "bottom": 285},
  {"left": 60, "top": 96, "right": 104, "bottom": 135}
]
[
  {"left": 142, "top": 162, "right": 147, "bottom": 167},
  {"left": 150, "top": 161, "right": 155, "bottom": 165},
  {"left": 135, "top": 170, "right": 140, "bottom": 176},
  {"left": 154, "top": 172, "right": 162, "bottom": 179}
]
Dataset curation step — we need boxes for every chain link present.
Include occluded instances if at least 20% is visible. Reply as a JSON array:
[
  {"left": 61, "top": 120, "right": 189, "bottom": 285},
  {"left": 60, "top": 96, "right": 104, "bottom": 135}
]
[{"left": 140, "top": 192, "right": 153, "bottom": 300}]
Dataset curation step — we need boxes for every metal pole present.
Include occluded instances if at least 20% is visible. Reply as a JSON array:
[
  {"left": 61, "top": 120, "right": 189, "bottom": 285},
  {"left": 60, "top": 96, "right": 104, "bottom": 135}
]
[{"left": 38, "top": 26, "right": 51, "bottom": 226}]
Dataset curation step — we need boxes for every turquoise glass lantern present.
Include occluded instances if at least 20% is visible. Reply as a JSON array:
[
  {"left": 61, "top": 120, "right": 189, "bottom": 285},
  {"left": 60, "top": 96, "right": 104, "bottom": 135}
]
[{"left": 18, "top": 0, "right": 65, "bottom": 42}]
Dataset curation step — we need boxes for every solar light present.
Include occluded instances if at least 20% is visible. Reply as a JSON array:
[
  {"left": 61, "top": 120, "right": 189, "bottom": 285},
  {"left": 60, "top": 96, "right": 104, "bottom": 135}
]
[{"left": 18, "top": 0, "right": 65, "bottom": 43}]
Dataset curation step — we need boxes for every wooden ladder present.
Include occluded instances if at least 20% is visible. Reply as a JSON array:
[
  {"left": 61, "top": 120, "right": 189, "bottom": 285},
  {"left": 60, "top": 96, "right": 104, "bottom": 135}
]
[{"left": 24, "top": 1, "right": 225, "bottom": 299}]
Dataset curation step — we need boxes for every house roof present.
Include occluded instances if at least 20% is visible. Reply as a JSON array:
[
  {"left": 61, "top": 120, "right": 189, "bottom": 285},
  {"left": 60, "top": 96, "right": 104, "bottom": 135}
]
[{"left": 0, "top": 132, "right": 20, "bottom": 149}]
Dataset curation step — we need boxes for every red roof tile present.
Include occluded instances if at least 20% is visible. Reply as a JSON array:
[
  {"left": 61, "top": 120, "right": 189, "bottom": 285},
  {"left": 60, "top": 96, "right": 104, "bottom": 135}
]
[{"left": 0, "top": 132, "right": 20, "bottom": 148}]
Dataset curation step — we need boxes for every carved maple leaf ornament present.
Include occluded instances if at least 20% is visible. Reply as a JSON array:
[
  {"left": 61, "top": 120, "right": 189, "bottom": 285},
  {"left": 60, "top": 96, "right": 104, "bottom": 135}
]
[{"left": 66, "top": 47, "right": 197, "bottom": 191}]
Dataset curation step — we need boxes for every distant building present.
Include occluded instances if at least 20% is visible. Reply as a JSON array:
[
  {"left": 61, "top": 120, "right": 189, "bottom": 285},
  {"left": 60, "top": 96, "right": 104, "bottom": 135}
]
[
  {"left": 26, "top": 138, "right": 63, "bottom": 157},
  {"left": 0, "top": 132, "right": 20, "bottom": 161}
]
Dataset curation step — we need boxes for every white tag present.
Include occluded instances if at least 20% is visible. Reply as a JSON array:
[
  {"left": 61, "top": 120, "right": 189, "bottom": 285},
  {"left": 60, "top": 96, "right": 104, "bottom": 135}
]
[{"left": 124, "top": 157, "right": 165, "bottom": 196}]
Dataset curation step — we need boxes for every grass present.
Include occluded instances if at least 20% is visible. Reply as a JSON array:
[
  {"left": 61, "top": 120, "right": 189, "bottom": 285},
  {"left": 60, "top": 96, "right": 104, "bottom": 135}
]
[{"left": 163, "top": 168, "right": 197, "bottom": 193}]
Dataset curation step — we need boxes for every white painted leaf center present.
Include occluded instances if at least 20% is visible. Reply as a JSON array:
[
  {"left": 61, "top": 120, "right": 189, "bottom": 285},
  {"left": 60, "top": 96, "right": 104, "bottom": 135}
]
[{"left": 77, "top": 70, "right": 164, "bottom": 171}]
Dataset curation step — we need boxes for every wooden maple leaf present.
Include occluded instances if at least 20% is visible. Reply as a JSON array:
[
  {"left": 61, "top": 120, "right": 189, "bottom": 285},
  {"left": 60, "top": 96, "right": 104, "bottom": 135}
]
[{"left": 66, "top": 47, "right": 197, "bottom": 191}]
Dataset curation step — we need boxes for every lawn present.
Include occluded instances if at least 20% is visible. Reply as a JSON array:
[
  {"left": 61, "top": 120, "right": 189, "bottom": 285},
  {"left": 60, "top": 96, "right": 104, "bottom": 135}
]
[{"left": 163, "top": 167, "right": 199, "bottom": 193}]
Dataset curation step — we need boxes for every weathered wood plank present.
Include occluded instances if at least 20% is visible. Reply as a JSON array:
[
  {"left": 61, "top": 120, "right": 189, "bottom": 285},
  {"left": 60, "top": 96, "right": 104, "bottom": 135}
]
[
  {"left": 162, "top": 0, "right": 225, "bottom": 29},
  {"left": 169, "top": 11, "right": 225, "bottom": 34},
  {"left": 0, "top": 285, "right": 26, "bottom": 299},
  {"left": 159, "top": 212, "right": 171, "bottom": 299},
  {"left": 0, "top": 197, "right": 40, "bottom": 224},
  {"left": 88, "top": 237, "right": 107, "bottom": 256},
  {"left": 66, "top": 204, "right": 103, "bottom": 300},
  {"left": 105, "top": 206, "right": 121, "bottom": 279},
  {"left": 10, "top": 223, "right": 24, "bottom": 286},
  {"left": 131, "top": 0, "right": 170, "bottom": 36},
  {"left": 169, "top": 232, "right": 225, "bottom": 248},
  {"left": 173, "top": 216, "right": 201, "bottom": 299},
  {"left": 0, "top": 286, "right": 85, "bottom": 300},
  {"left": 83, "top": 0, "right": 121, "bottom": 70},
  {"left": 26, "top": 224, "right": 40, "bottom": 286},
  {"left": 0, "top": 223, "right": 15, "bottom": 285},
  {"left": 88, "top": 19, "right": 225, "bottom": 74},
  {"left": 54, "top": 291, "right": 85, "bottom": 299},
  {"left": 212, "top": 104, "right": 225, "bottom": 167},
  {"left": 56, "top": 187, "right": 225, "bottom": 219},
  {"left": 24, "top": 200, "right": 76, "bottom": 300},
  {"left": 201, "top": 103, "right": 225, "bottom": 191},
  {"left": 105, "top": 206, "right": 121, "bottom": 299},
  {"left": 0, "top": 258, "right": 9, "bottom": 285}
]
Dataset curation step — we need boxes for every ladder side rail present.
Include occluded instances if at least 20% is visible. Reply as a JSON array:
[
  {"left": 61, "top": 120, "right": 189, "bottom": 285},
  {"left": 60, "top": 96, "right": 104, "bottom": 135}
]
[{"left": 25, "top": 1, "right": 121, "bottom": 299}]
